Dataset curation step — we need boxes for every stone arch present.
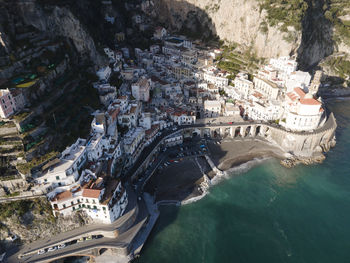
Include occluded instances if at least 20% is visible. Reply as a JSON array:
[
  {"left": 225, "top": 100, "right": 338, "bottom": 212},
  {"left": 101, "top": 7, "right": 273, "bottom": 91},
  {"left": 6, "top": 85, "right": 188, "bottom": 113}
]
[
  {"left": 264, "top": 127, "right": 270, "bottom": 137},
  {"left": 235, "top": 127, "right": 241, "bottom": 137},
  {"left": 192, "top": 128, "right": 201, "bottom": 137},
  {"left": 245, "top": 126, "right": 251, "bottom": 137},
  {"left": 98, "top": 248, "right": 108, "bottom": 255},
  {"left": 224, "top": 127, "right": 231, "bottom": 137},
  {"left": 256, "top": 126, "right": 261, "bottom": 136}
]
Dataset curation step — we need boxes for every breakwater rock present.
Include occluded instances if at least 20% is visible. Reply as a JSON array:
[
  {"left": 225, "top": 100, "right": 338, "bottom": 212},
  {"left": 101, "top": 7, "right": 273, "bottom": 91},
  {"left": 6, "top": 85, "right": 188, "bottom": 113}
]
[{"left": 280, "top": 154, "right": 326, "bottom": 168}]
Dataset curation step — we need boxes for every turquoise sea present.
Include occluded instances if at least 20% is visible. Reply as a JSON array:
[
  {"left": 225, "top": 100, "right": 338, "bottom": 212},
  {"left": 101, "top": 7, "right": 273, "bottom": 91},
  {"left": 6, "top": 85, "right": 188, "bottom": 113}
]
[{"left": 135, "top": 99, "right": 350, "bottom": 263}]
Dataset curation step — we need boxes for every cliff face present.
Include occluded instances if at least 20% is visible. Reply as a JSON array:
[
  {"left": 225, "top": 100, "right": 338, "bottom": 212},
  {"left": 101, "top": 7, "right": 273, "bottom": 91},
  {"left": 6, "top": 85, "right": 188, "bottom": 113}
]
[
  {"left": 0, "top": 199, "right": 92, "bottom": 245},
  {"left": 15, "top": 1, "right": 103, "bottom": 65},
  {"left": 151, "top": 0, "right": 350, "bottom": 70},
  {"left": 152, "top": 0, "right": 301, "bottom": 59},
  {"left": 0, "top": 0, "right": 125, "bottom": 66}
]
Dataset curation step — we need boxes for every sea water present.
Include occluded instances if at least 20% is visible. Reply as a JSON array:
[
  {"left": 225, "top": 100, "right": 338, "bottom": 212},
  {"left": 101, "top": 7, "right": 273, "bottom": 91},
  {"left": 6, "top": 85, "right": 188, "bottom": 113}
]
[{"left": 134, "top": 99, "right": 350, "bottom": 263}]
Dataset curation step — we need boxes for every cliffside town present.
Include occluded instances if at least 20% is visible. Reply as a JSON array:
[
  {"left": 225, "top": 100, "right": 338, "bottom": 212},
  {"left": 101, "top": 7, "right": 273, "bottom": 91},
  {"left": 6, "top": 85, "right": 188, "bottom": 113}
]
[{"left": 0, "top": 0, "right": 345, "bottom": 261}]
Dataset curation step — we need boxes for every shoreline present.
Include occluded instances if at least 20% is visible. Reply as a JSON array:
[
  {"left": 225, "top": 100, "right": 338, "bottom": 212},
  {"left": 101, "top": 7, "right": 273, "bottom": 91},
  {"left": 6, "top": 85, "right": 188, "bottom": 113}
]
[{"left": 150, "top": 138, "right": 288, "bottom": 206}]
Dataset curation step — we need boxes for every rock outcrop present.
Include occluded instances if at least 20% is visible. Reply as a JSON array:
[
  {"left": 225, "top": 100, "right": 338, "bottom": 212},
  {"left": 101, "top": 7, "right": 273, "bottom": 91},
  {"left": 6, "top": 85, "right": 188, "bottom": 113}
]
[
  {"left": 151, "top": 0, "right": 350, "bottom": 70},
  {"left": 152, "top": 0, "right": 301, "bottom": 59}
]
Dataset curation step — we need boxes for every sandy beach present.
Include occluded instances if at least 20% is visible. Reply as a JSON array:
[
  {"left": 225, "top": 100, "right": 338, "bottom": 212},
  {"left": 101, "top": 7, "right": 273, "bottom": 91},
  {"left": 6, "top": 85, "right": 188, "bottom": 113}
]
[
  {"left": 207, "top": 138, "right": 287, "bottom": 171},
  {"left": 145, "top": 138, "right": 287, "bottom": 203}
]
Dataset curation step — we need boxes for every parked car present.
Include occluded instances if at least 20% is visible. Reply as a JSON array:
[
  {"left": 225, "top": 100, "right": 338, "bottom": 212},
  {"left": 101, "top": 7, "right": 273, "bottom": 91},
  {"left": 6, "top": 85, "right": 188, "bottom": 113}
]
[
  {"left": 37, "top": 249, "right": 46, "bottom": 255},
  {"left": 57, "top": 244, "right": 66, "bottom": 249},
  {"left": 48, "top": 247, "right": 57, "bottom": 252},
  {"left": 92, "top": 235, "right": 103, "bottom": 239},
  {"left": 77, "top": 237, "right": 85, "bottom": 243},
  {"left": 86, "top": 236, "right": 92, "bottom": 241}
]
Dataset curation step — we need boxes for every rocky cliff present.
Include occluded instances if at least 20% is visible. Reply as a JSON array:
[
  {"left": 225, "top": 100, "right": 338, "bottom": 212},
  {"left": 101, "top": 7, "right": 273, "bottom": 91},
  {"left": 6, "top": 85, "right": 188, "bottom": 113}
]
[
  {"left": 0, "top": 199, "right": 92, "bottom": 245},
  {"left": 151, "top": 0, "right": 350, "bottom": 71},
  {"left": 152, "top": 0, "right": 301, "bottom": 59},
  {"left": 0, "top": 0, "right": 127, "bottom": 67}
]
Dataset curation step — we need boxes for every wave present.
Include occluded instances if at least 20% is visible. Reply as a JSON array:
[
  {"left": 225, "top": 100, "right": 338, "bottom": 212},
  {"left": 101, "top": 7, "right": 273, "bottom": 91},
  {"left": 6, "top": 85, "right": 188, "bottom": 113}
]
[
  {"left": 211, "top": 157, "right": 271, "bottom": 185},
  {"left": 181, "top": 187, "right": 209, "bottom": 205},
  {"left": 159, "top": 157, "right": 271, "bottom": 207}
]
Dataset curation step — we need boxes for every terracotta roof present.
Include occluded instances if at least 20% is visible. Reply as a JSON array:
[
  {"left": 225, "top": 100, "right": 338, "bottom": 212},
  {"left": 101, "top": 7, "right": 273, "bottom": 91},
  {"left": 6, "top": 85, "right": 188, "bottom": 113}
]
[
  {"left": 286, "top": 92, "right": 298, "bottom": 102},
  {"left": 82, "top": 189, "right": 101, "bottom": 199},
  {"left": 299, "top": 98, "right": 322, "bottom": 105},
  {"left": 130, "top": 106, "right": 137, "bottom": 114},
  {"left": 293, "top": 87, "right": 306, "bottom": 98},
  {"left": 252, "top": 91, "right": 263, "bottom": 98},
  {"left": 108, "top": 108, "right": 120, "bottom": 120}
]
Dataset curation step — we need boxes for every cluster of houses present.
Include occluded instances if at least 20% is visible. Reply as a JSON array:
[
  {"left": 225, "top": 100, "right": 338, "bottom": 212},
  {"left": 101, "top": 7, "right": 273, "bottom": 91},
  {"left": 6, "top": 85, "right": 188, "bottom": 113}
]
[
  {"left": 27, "top": 26, "right": 327, "bottom": 224},
  {"left": 227, "top": 57, "right": 325, "bottom": 131}
]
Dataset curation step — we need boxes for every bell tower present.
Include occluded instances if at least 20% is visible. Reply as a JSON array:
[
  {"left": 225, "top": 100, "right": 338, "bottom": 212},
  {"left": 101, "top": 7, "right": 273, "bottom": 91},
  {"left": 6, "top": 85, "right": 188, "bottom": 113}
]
[{"left": 309, "top": 70, "right": 323, "bottom": 95}]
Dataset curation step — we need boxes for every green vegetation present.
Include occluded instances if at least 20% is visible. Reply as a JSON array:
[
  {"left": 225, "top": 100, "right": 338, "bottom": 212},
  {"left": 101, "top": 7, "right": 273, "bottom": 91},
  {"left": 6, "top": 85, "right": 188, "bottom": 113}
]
[
  {"left": 324, "top": 1, "right": 350, "bottom": 45},
  {"left": 259, "top": 0, "right": 308, "bottom": 31},
  {"left": 217, "top": 44, "right": 264, "bottom": 75},
  {"left": 324, "top": 55, "right": 350, "bottom": 79},
  {"left": 0, "top": 198, "right": 55, "bottom": 223},
  {"left": 12, "top": 112, "right": 30, "bottom": 122},
  {"left": 5, "top": 191, "right": 20, "bottom": 197},
  {"left": 16, "top": 151, "right": 59, "bottom": 175}
]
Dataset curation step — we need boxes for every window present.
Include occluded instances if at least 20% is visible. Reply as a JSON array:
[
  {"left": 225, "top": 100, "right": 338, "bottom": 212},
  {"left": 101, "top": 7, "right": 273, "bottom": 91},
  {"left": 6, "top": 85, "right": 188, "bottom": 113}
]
[
  {"left": 82, "top": 204, "right": 86, "bottom": 208},
  {"left": 71, "top": 201, "right": 74, "bottom": 206},
  {"left": 102, "top": 207, "right": 106, "bottom": 211},
  {"left": 56, "top": 176, "right": 60, "bottom": 180},
  {"left": 63, "top": 204, "right": 66, "bottom": 208},
  {"left": 72, "top": 207, "right": 75, "bottom": 211},
  {"left": 93, "top": 206, "right": 97, "bottom": 209}
]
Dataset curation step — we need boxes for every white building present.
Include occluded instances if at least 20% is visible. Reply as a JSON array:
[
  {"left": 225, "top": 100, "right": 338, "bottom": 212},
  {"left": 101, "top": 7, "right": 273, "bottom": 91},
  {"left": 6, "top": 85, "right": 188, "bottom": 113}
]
[
  {"left": 104, "top": 48, "right": 116, "bottom": 62},
  {"left": 204, "top": 100, "right": 221, "bottom": 118},
  {"left": 139, "top": 112, "right": 152, "bottom": 130},
  {"left": 91, "top": 113, "right": 106, "bottom": 135},
  {"left": 224, "top": 103, "right": 240, "bottom": 116},
  {"left": 123, "top": 127, "right": 145, "bottom": 160},
  {"left": 203, "top": 68, "right": 229, "bottom": 88},
  {"left": 96, "top": 66, "right": 112, "bottom": 81},
  {"left": 36, "top": 138, "right": 87, "bottom": 189},
  {"left": 86, "top": 133, "right": 110, "bottom": 162},
  {"left": 132, "top": 78, "right": 150, "bottom": 102},
  {"left": 234, "top": 74, "right": 254, "bottom": 99},
  {"left": 285, "top": 71, "right": 312, "bottom": 92},
  {"left": 50, "top": 178, "right": 128, "bottom": 224},
  {"left": 285, "top": 88, "right": 324, "bottom": 131},
  {"left": 171, "top": 111, "right": 196, "bottom": 125},
  {"left": 153, "top": 26, "right": 167, "bottom": 40},
  {"left": 247, "top": 100, "right": 281, "bottom": 121},
  {"left": 253, "top": 77, "right": 280, "bottom": 100},
  {"left": 164, "top": 134, "right": 183, "bottom": 147},
  {"left": 269, "top": 57, "right": 297, "bottom": 76}
]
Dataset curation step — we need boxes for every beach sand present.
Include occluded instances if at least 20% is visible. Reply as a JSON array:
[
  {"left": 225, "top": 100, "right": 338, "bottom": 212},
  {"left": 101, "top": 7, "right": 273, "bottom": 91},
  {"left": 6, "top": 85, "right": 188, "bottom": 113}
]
[
  {"left": 208, "top": 138, "right": 287, "bottom": 171},
  {"left": 145, "top": 138, "right": 287, "bottom": 202}
]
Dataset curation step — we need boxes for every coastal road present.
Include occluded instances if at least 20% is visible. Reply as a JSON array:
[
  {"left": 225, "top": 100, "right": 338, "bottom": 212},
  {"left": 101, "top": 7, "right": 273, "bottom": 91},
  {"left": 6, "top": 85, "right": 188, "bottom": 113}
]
[{"left": 7, "top": 186, "right": 141, "bottom": 262}]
